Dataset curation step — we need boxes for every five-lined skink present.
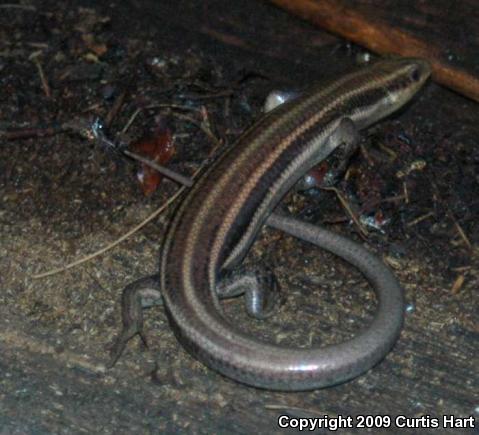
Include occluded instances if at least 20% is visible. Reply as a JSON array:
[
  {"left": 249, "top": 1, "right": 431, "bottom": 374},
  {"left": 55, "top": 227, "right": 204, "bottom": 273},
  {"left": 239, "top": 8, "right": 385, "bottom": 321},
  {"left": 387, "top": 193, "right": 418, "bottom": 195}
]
[{"left": 112, "top": 58, "right": 431, "bottom": 390}]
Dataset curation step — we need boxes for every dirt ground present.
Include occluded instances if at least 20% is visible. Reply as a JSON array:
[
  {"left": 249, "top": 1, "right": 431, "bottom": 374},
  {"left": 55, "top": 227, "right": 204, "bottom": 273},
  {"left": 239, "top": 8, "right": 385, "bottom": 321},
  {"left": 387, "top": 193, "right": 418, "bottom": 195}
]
[{"left": 0, "top": 1, "right": 477, "bottom": 434}]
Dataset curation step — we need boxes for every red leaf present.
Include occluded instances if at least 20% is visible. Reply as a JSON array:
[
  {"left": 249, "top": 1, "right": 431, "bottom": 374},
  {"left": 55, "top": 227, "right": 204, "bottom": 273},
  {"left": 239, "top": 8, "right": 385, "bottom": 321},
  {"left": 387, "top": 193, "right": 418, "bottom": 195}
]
[{"left": 131, "top": 123, "right": 175, "bottom": 195}]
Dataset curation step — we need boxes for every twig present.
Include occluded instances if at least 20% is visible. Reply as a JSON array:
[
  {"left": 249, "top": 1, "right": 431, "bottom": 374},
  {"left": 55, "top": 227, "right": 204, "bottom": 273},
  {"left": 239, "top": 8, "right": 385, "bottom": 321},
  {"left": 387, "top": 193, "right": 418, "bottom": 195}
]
[
  {"left": 451, "top": 274, "right": 465, "bottom": 295},
  {"left": 381, "top": 194, "right": 406, "bottom": 204},
  {"left": 177, "top": 90, "right": 234, "bottom": 100},
  {"left": 1, "top": 124, "right": 65, "bottom": 140},
  {"left": 172, "top": 111, "right": 221, "bottom": 149},
  {"left": 32, "top": 186, "right": 187, "bottom": 279},
  {"left": 127, "top": 106, "right": 223, "bottom": 154},
  {"left": 105, "top": 90, "right": 127, "bottom": 128},
  {"left": 30, "top": 53, "right": 51, "bottom": 98},
  {"left": 121, "top": 104, "right": 202, "bottom": 135},
  {"left": 321, "top": 186, "right": 369, "bottom": 238},
  {"left": 377, "top": 142, "right": 398, "bottom": 160},
  {"left": 81, "top": 102, "right": 103, "bottom": 113},
  {"left": 121, "top": 107, "right": 142, "bottom": 134},
  {"left": 359, "top": 144, "right": 374, "bottom": 166},
  {"left": 403, "top": 181, "right": 409, "bottom": 204},
  {"left": 27, "top": 42, "right": 49, "bottom": 49},
  {"left": 448, "top": 211, "right": 473, "bottom": 251},
  {"left": 406, "top": 211, "right": 434, "bottom": 227},
  {"left": 124, "top": 149, "right": 194, "bottom": 187},
  {"left": 450, "top": 266, "right": 471, "bottom": 273},
  {"left": 429, "top": 179, "right": 473, "bottom": 251},
  {"left": 0, "top": 4, "right": 36, "bottom": 10}
]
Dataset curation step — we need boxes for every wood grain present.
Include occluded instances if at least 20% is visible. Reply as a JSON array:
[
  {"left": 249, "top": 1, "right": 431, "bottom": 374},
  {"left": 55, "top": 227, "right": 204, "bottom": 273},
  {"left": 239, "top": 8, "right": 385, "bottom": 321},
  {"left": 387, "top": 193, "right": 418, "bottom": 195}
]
[{"left": 269, "top": 0, "right": 479, "bottom": 102}]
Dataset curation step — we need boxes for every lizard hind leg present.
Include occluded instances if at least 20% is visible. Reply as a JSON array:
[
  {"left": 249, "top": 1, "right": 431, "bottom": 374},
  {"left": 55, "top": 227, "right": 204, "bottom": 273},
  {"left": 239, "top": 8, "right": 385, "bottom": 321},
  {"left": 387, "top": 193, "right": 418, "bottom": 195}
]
[
  {"left": 108, "top": 266, "right": 283, "bottom": 367},
  {"left": 108, "top": 275, "right": 162, "bottom": 368},
  {"left": 217, "top": 266, "right": 283, "bottom": 320}
]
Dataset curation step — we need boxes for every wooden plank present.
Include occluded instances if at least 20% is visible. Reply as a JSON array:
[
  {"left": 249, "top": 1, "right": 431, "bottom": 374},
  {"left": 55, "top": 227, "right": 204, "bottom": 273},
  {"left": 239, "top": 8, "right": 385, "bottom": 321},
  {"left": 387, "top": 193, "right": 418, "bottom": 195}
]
[{"left": 268, "top": 0, "right": 479, "bottom": 102}]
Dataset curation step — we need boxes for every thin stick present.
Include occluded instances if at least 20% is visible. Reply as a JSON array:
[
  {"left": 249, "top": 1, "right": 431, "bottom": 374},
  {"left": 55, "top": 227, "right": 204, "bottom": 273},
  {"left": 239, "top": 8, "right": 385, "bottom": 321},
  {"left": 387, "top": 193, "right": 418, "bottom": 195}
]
[
  {"left": 322, "top": 186, "right": 369, "bottom": 238},
  {"left": 124, "top": 149, "right": 194, "bottom": 187},
  {"left": 381, "top": 194, "right": 406, "bottom": 204},
  {"left": 403, "top": 181, "right": 409, "bottom": 204},
  {"left": 121, "top": 104, "right": 203, "bottom": 135},
  {"left": 177, "top": 90, "right": 234, "bottom": 100},
  {"left": 1, "top": 124, "right": 64, "bottom": 140},
  {"left": 406, "top": 211, "right": 434, "bottom": 227},
  {"left": 0, "top": 4, "right": 36, "bottom": 10},
  {"left": 448, "top": 212, "right": 473, "bottom": 251},
  {"left": 105, "top": 90, "right": 126, "bottom": 128},
  {"left": 173, "top": 111, "right": 221, "bottom": 148},
  {"left": 121, "top": 108, "right": 142, "bottom": 134},
  {"left": 450, "top": 274, "right": 465, "bottom": 295},
  {"left": 32, "top": 186, "right": 187, "bottom": 279},
  {"left": 31, "top": 54, "right": 51, "bottom": 98},
  {"left": 429, "top": 179, "right": 474, "bottom": 251}
]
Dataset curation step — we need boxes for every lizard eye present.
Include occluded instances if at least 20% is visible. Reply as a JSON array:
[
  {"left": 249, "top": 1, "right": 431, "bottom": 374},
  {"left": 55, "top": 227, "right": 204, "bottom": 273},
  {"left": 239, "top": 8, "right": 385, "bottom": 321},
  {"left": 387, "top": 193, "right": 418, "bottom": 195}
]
[{"left": 410, "top": 67, "right": 420, "bottom": 82}]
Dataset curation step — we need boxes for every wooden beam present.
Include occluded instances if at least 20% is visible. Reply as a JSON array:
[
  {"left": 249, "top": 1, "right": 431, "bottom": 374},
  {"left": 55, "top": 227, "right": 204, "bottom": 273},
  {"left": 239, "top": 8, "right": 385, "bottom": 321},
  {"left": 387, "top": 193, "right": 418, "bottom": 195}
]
[{"left": 269, "top": 0, "right": 479, "bottom": 103}]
